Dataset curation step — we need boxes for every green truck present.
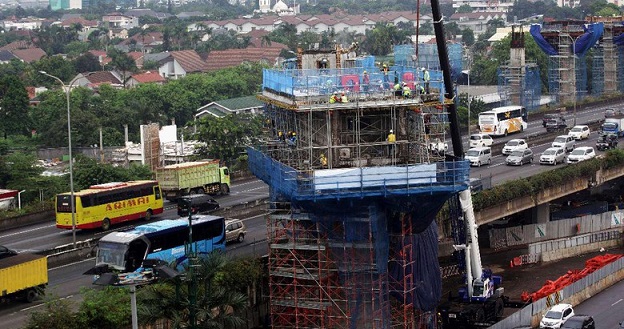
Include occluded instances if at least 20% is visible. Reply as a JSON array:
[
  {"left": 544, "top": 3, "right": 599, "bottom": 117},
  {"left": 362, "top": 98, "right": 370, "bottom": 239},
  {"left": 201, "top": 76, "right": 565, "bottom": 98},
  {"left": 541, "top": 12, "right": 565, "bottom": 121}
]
[
  {"left": 0, "top": 252, "right": 48, "bottom": 303},
  {"left": 155, "top": 160, "right": 230, "bottom": 201}
]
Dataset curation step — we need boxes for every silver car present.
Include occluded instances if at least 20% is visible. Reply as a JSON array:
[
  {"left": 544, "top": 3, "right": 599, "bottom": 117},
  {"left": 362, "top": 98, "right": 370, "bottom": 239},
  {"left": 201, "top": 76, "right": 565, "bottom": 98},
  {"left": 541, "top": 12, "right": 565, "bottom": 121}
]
[
  {"left": 540, "top": 147, "right": 566, "bottom": 165},
  {"left": 506, "top": 149, "right": 533, "bottom": 166}
]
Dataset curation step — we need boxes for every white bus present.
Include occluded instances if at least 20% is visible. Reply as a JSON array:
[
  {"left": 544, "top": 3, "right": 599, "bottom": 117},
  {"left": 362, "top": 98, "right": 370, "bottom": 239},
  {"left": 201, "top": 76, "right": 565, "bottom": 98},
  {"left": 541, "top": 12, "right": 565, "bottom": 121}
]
[{"left": 477, "top": 106, "right": 528, "bottom": 137}]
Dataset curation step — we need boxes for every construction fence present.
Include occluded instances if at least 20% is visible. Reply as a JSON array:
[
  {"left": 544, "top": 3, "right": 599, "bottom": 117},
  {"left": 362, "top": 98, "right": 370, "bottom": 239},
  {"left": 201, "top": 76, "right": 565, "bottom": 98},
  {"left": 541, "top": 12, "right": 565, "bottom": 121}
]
[
  {"left": 488, "top": 209, "right": 624, "bottom": 249},
  {"left": 489, "top": 257, "right": 624, "bottom": 329}
]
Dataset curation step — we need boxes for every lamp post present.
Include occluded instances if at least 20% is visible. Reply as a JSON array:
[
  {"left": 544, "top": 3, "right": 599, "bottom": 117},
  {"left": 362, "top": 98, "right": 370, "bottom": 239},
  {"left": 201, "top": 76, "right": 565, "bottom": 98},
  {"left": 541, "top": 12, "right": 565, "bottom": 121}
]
[{"left": 39, "top": 71, "right": 85, "bottom": 248}]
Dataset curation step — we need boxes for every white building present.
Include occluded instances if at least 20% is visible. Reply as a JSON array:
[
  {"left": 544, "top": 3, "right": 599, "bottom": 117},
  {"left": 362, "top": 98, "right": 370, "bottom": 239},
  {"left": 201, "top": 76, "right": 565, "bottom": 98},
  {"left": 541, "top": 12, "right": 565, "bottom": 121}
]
[
  {"left": 452, "top": 0, "right": 514, "bottom": 12},
  {"left": 2, "top": 18, "right": 44, "bottom": 30}
]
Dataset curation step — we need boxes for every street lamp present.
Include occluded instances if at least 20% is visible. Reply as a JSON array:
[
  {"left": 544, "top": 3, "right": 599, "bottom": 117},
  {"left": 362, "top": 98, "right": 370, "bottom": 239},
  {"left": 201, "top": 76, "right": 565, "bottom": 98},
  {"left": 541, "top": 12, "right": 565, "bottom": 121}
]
[{"left": 39, "top": 71, "right": 86, "bottom": 248}]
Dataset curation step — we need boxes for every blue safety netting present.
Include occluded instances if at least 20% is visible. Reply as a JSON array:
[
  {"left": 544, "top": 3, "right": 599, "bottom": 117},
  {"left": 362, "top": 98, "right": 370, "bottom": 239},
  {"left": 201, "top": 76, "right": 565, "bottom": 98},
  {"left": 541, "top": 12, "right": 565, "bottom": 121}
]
[
  {"left": 530, "top": 24, "right": 557, "bottom": 56},
  {"left": 523, "top": 66, "right": 542, "bottom": 111},
  {"left": 394, "top": 44, "right": 463, "bottom": 81}
]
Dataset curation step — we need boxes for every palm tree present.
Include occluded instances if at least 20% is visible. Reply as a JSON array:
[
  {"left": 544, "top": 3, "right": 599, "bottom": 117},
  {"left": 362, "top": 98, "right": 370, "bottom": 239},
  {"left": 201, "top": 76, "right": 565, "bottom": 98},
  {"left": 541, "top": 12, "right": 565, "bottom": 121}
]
[{"left": 137, "top": 252, "right": 248, "bottom": 329}]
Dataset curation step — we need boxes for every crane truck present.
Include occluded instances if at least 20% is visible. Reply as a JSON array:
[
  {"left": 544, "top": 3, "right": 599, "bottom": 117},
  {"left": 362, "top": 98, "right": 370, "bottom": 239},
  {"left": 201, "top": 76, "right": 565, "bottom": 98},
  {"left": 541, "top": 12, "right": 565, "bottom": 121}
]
[
  {"left": 437, "top": 190, "right": 507, "bottom": 328},
  {"left": 155, "top": 160, "right": 230, "bottom": 201}
]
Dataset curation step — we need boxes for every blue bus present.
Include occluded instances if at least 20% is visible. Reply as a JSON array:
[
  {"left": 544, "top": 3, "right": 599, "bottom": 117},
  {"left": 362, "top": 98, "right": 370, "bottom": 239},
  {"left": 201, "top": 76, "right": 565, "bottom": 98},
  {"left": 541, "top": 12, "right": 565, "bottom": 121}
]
[{"left": 95, "top": 215, "right": 226, "bottom": 273}]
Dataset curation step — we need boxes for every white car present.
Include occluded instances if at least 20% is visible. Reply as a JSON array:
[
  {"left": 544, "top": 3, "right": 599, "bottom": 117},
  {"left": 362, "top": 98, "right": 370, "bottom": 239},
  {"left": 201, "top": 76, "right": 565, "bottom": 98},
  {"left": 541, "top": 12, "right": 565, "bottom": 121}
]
[
  {"left": 568, "top": 125, "right": 590, "bottom": 140},
  {"left": 551, "top": 135, "right": 576, "bottom": 152},
  {"left": 540, "top": 147, "right": 566, "bottom": 165},
  {"left": 540, "top": 303, "right": 574, "bottom": 329},
  {"left": 566, "top": 146, "right": 596, "bottom": 164},
  {"left": 502, "top": 139, "right": 528, "bottom": 155},
  {"left": 469, "top": 134, "right": 494, "bottom": 148}
]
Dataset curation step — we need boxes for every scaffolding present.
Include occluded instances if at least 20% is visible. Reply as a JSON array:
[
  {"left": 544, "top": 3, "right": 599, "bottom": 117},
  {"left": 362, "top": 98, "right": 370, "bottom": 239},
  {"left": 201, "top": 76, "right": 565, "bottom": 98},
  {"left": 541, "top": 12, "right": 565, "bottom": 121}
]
[
  {"left": 497, "top": 63, "right": 541, "bottom": 111},
  {"left": 395, "top": 44, "right": 464, "bottom": 81},
  {"left": 250, "top": 49, "right": 470, "bottom": 329}
]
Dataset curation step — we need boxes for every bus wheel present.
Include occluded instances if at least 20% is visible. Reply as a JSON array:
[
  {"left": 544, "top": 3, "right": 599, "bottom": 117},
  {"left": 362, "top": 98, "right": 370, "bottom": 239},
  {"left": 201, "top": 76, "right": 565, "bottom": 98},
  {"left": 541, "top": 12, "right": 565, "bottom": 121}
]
[
  {"left": 220, "top": 184, "right": 230, "bottom": 195},
  {"left": 102, "top": 218, "right": 111, "bottom": 231},
  {"left": 24, "top": 289, "right": 37, "bottom": 303},
  {"left": 144, "top": 209, "right": 153, "bottom": 221}
]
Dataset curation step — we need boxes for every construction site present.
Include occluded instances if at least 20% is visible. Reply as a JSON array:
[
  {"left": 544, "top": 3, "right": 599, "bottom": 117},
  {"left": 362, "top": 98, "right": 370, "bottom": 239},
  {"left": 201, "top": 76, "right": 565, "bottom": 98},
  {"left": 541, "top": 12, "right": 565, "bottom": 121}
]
[{"left": 247, "top": 40, "right": 471, "bottom": 328}]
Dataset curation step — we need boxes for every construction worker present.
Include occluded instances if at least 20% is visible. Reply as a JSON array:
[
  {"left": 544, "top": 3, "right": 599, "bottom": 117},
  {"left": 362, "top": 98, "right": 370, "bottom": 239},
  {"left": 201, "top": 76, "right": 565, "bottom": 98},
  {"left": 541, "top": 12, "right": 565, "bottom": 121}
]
[
  {"left": 381, "top": 64, "right": 390, "bottom": 88},
  {"left": 394, "top": 81, "right": 402, "bottom": 97},
  {"left": 422, "top": 67, "right": 430, "bottom": 94},
  {"left": 320, "top": 153, "right": 327, "bottom": 167},
  {"left": 329, "top": 91, "right": 340, "bottom": 103},
  {"left": 362, "top": 71, "right": 370, "bottom": 93},
  {"left": 288, "top": 132, "right": 297, "bottom": 147},
  {"left": 402, "top": 82, "right": 412, "bottom": 99},
  {"left": 387, "top": 129, "right": 396, "bottom": 155},
  {"left": 340, "top": 92, "right": 348, "bottom": 103}
]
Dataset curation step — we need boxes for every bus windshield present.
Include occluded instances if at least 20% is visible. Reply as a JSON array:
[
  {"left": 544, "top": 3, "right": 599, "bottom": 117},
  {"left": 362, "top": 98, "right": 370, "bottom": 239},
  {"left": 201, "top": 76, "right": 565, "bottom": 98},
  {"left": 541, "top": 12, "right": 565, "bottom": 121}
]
[
  {"left": 96, "top": 241, "right": 128, "bottom": 270},
  {"left": 479, "top": 115, "right": 495, "bottom": 124}
]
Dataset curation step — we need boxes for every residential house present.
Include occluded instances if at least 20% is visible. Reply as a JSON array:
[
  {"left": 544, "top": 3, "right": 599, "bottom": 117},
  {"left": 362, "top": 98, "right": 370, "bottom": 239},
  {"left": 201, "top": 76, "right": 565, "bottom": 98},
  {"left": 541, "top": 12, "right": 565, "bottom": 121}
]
[
  {"left": 58, "top": 17, "right": 98, "bottom": 41},
  {"left": 109, "top": 28, "right": 129, "bottom": 39},
  {"left": 124, "top": 9, "right": 171, "bottom": 21},
  {"left": 452, "top": 0, "right": 514, "bottom": 12},
  {"left": 73, "top": 71, "right": 124, "bottom": 89},
  {"left": 126, "top": 71, "right": 167, "bottom": 88},
  {"left": 204, "top": 44, "right": 285, "bottom": 71},
  {"left": 195, "top": 95, "right": 264, "bottom": 120},
  {"left": 449, "top": 12, "right": 507, "bottom": 36},
  {"left": 2, "top": 17, "right": 44, "bottom": 31},
  {"left": 88, "top": 50, "right": 111, "bottom": 69},
  {"left": 115, "top": 31, "right": 164, "bottom": 53},
  {"left": 102, "top": 13, "right": 139, "bottom": 29},
  {"left": 12, "top": 48, "right": 46, "bottom": 63},
  {"left": 0, "top": 50, "right": 17, "bottom": 64}
]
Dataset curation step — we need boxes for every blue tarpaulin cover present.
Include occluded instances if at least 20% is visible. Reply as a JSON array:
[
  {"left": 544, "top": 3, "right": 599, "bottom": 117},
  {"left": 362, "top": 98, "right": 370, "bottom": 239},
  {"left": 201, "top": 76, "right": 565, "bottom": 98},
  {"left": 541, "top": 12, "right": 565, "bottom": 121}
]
[{"left": 530, "top": 24, "right": 557, "bottom": 55}]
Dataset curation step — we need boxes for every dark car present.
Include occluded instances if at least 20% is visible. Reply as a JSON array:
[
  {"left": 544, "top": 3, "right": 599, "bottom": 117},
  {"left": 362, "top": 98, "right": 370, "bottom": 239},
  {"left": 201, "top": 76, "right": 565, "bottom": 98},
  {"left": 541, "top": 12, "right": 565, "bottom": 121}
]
[
  {"left": 0, "top": 245, "right": 17, "bottom": 259},
  {"left": 596, "top": 133, "right": 618, "bottom": 151},
  {"left": 605, "top": 108, "right": 620, "bottom": 118},
  {"left": 545, "top": 117, "right": 567, "bottom": 132},
  {"left": 543, "top": 113, "right": 565, "bottom": 127},
  {"left": 177, "top": 194, "right": 220, "bottom": 216},
  {"left": 506, "top": 149, "right": 534, "bottom": 166},
  {"left": 561, "top": 315, "right": 595, "bottom": 329}
]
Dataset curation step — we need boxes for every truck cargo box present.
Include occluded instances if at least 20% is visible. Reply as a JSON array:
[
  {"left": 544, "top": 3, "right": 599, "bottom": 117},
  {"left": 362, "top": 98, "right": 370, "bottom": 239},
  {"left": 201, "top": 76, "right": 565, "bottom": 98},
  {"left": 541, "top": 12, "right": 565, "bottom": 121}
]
[
  {"left": 0, "top": 253, "right": 48, "bottom": 299},
  {"left": 155, "top": 160, "right": 229, "bottom": 199}
]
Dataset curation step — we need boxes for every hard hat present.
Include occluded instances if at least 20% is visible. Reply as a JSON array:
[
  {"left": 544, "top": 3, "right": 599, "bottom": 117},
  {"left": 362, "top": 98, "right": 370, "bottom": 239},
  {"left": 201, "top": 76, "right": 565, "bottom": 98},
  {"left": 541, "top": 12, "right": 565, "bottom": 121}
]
[
  {"left": 390, "top": 129, "right": 393, "bottom": 133},
  {"left": 333, "top": 91, "right": 337, "bottom": 95},
  {"left": 402, "top": 82, "right": 407, "bottom": 86},
  {"left": 421, "top": 67, "right": 426, "bottom": 71},
  {"left": 383, "top": 64, "right": 387, "bottom": 67},
  {"left": 363, "top": 70, "right": 367, "bottom": 74},
  {"left": 341, "top": 92, "right": 345, "bottom": 95}
]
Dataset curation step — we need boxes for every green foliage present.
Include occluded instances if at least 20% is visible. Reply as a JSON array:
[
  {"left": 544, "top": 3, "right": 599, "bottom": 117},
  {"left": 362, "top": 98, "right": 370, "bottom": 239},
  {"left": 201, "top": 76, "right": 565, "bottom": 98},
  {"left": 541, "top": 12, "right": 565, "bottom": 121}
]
[
  {"left": 72, "top": 156, "right": 151, "bottom": 190},
  {"left": 361, "top": 22, "right": 410, "bottom": 56},
  {"left": 461, "top": 28, "right": 475, "bottom": 46},
  {"left": 457, "top": 4, "right": 472, "bottom": 13},
  {"left": 472, "top": 150, "right": 624, "bottom": 211},
  {"left": 138, "top": 252, "right": 248, "bottom": 329},
  {"left": 194, "top": 113, "right": 264, "bottom": 165},
  {"left": 76, "top": 286, "right": 132, "bottom": 329},
  {"left": 0, "top": 74, "right": 30, "bottom": 138},
  {"left": 31, "top": 56, "right": 77, "bottom": 88},
  {"left": 74, "top": 53, "right": 102, "bottom": 73},
  {"left": 215, "top": 257, "right": 263, "bottom": 295},
  {"left": 23, "top": 297, "right": 81, "bottom": 329}
]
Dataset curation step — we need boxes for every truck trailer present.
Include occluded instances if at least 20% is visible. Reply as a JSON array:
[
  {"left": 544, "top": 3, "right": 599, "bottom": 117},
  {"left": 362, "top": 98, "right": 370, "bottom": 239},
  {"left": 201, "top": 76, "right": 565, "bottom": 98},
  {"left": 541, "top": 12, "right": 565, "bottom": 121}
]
[
  {"left": 0, "top": 253, "right": 48, "bottom": 303},
  {"left": 155, "top": 160, "right": 230, "bottom": 201}
]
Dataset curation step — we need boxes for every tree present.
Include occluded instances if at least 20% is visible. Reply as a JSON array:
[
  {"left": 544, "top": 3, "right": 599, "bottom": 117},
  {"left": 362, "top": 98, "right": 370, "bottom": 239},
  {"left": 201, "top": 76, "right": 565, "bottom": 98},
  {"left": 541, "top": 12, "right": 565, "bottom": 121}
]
[
  {"left": 419, "top": 22, "right": 433, "bottom": 35},
  {"left": 461, "top": 28, "right": 475, "bottom": 46},
  {"left": 138, "top": 252, "right": 248, "bottom": 329},
  {"left": 74, "top": 52, "right": 102, "bottom": 73},
  {"left": 76, "top": 286, "right": 132, "bottom": 329},
  {"left": 0, "top": 75, "right": 30, "bottom": 138},
  {"left": 31, "top": 56, "right": 77, "bottom": 88},
  {"left": 194, "top": 113, "right": 264, "bottom": 165},
  {"left": 23, "top": 298, "right": 81, "bottom": 329},
  {"left": 106, "top": 48, "right": 137, "bottom": 87},
  {"left": 457, "top": 4, "right": 472, "bottom": 13}
]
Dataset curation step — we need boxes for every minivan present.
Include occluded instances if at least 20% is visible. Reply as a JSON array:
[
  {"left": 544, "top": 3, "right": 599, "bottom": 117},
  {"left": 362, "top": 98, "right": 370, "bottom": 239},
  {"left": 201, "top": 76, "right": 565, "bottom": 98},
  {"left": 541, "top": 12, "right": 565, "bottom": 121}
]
[
  {"left": 225, "top": 219, "right": 247, "bottom": 243},
  {"left": 465, "top": 147, "right": 492, "bottom": 167},
  {"left": 552, "top": 135, "right": 576, "bottom": 152},
  {"left": 469, "top": 134, "right": 494, "bottom": 148},
  {"left": 177, "top": 194, "right": 220, "bottom": 216}
]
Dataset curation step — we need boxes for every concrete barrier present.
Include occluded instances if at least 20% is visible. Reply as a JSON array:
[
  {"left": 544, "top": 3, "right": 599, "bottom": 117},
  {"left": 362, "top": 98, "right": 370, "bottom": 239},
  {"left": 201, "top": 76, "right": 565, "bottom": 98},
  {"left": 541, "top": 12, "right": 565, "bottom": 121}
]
[{"left": 0, "top": 210, "right": 54, "bottom": 232}]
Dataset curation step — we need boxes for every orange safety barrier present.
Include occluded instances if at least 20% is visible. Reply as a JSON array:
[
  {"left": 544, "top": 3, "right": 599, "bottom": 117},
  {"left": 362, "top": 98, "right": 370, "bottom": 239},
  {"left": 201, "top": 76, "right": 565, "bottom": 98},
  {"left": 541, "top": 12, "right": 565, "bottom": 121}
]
[{"left": 521, "top": 253, "right": 622, "bottom": 302}]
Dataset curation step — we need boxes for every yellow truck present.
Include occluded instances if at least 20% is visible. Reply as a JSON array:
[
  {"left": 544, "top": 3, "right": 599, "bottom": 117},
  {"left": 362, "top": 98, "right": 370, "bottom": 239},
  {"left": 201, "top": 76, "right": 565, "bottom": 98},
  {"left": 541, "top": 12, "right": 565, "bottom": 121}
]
[
  {"left": 0, "top": 253, "right": 48, "bottom": 302},
  {"left": 155, "top": 160, "right": 230, "bottom": 201}
]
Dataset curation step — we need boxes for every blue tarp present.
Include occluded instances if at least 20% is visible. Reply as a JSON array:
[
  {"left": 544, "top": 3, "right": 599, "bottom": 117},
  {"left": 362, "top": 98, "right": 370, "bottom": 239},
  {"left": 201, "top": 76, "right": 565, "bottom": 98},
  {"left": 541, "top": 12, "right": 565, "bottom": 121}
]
[
  {"left": 575, "top": 22, "right": 604, "bottom": 57},
  {"left": 531, "top": 22, "right": 604, "bottom": 56},
  {"left": 530, "top": 24, "right": 557, "bottom": 56}
]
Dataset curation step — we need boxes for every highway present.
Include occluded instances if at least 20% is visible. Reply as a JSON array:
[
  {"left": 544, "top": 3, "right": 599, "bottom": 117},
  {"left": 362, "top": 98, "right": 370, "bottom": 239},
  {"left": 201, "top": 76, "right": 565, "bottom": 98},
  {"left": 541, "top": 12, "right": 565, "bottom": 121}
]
[
  {"left": 565, "top": 278, "right": 624, "bottom": 329},
  {"left": 0, "top": 101, "right": 621, "bottom": 328}
]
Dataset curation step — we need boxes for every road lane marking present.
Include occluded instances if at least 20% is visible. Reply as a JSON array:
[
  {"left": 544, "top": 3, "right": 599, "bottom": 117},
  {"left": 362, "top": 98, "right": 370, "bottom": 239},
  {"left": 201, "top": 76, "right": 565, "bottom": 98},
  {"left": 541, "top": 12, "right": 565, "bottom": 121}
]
[{"left": 612, "top": 298, "right": 622, "bottom": 306}]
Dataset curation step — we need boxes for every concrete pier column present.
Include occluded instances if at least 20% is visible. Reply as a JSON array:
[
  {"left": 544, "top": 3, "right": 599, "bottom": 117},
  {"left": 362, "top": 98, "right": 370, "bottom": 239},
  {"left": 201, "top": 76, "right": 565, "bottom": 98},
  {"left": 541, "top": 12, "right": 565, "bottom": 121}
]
[{"left": 534, "top": 203, "right": 550, "bottom": 223}]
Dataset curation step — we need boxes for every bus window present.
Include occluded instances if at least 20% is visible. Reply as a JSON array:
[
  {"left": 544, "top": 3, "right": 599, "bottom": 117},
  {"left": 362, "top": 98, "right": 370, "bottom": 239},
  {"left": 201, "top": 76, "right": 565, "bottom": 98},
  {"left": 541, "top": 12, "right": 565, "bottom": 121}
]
[
  {"left": 154, "top": 186, "right": 161, "bottom": 200},
  {"left": 126, "top": 239, "right": 149, "bottom": 271}
]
